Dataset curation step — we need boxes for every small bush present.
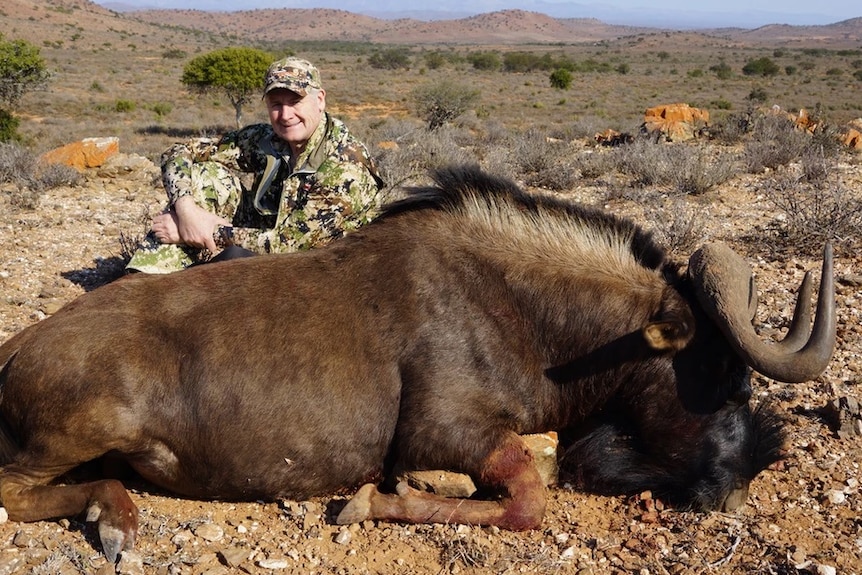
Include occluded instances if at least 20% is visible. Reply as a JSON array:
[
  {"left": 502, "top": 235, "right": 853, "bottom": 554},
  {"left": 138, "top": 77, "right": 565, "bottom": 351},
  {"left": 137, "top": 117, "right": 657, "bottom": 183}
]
[
  {"left": 424, "top": 51, "right": 446, "bottom": 70},
  {"left": 0, "top": 141, "right": 81, "bottom": 208},
  {"left": 114, "top": 99, "right": 136, "bottom": 113},
  {"left": 0, "top": 108, "right": 21, "bottom": 142},
  {"left": 762, "top": 172, "right": 862, "bottom": 254},
  {"left": 742, "top": 114, "right": 809, "bottom": 172},
  {"left": 412, "top": 80, "right": 480, "bottom": 130},
  {"left": 613, "top": 139, "right": 737, "bottom": 194},
  {"left": 467, "top": 51, "right": 501, "bottom": 71},
  {"left": 368, "top": 48, "right": 410, "bottom": 70},
  {"left": 645, "top": 197, "right": 704, "bottom": 256},
  {"left": 150, "top": 102, "right": 172, "bottom": 118},
  {"left": 549, "top": 68, "right": 573, "bottom": 90},
  {"left": 710, "top": 61, "right": 733, "bottom": 79},
  {"left": 373, "top": 123, "right": 478, "bottom": 195},
  {"left": 742, "top": 57, "right": 781, "bottom": 77},
  {"left": 507, "top": 130, "right": 578, "bottom": 191},
  {"left": 710, "top": 111, "right": 754, "bottom": 144},
  {"left": 747, "top": 87, "right": 769, "bottom": 103},
  {"left": 162, "top": 48, "right": 187, "bottom": 60}
]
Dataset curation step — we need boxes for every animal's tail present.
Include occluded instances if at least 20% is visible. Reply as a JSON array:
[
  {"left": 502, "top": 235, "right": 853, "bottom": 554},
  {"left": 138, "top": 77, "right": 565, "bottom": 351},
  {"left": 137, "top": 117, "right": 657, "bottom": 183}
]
[{"left": 0, "top": 351, "right": 21, "bottom": 465}]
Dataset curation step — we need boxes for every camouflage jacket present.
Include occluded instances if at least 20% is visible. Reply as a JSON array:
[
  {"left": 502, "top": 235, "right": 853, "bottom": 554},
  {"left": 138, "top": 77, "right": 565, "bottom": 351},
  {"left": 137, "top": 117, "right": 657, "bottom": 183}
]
[{"left": 161, "top": 113, "right": 384, "bottom": 254}]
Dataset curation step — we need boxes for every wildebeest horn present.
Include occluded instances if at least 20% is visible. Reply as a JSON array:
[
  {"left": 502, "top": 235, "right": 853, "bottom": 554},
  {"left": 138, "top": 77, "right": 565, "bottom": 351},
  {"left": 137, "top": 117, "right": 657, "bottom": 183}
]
[{"left": 688, "top": 242, "right": 836, "bottom": 383}]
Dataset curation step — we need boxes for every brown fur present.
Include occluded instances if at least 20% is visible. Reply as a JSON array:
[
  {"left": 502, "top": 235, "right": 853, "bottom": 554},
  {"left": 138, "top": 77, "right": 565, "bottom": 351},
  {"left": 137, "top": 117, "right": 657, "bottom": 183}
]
[{"left": 0, "top": 165, "right": 775, "bottom": 559}]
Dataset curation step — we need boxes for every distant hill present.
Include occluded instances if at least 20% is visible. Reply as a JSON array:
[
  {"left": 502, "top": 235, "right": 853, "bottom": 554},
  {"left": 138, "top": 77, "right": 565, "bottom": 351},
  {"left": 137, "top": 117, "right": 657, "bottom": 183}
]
[
  {"left": 122, "top": 7, "right": 862, "bottom": 46},
  {"left": 2, "top": 0, "right": 860, "bottom": 48}
]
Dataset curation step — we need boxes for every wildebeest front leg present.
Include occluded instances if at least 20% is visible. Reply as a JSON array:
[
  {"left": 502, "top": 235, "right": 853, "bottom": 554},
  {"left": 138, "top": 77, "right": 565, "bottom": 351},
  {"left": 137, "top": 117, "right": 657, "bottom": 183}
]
[
  {"left": 0, "top": 472, "right": 138, "bottom": 562},
  {"left": 337, "top": 433, "right": 546, "bottom": 530}
]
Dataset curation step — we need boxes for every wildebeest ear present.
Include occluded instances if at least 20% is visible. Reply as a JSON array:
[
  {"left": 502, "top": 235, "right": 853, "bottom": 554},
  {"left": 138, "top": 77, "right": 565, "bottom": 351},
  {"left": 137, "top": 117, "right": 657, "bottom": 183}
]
[{"left": 642, "top": 320, "right": 692, "bottom": 352}]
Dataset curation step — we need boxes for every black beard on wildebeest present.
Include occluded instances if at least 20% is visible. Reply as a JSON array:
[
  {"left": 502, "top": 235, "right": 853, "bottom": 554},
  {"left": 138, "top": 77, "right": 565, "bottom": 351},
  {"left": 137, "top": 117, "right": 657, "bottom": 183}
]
[{"left": 0, "top": 165, "right": 835, "bottom": 562}]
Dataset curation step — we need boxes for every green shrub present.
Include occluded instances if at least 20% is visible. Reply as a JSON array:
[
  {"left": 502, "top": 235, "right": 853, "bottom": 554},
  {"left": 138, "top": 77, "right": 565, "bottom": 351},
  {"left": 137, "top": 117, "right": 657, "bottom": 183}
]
[
  {"left": 162, "top": 48, "right": 187, "bottom": 60},
  {"left": 368, "top": 48, "right": 410, "bottom": 70},
  {"left": 742, "top": 57, "right": 780, "bottom": 77},
  {"left": 549, "top": 68, "right": 573, "bottom": 90},
  {"left": 114, "top": 99, "right": 135, "bottom": 113},
  {"left": 709, "top": 61, "right": 733, "bottom": 79},
  {"left": 467, "top": 51, "right": 501, "bottom": 71},
  {"left": 0, "top": 108, "right": 20, "bottom": 142},
  {"left": 424, "top": 51, "right": 446, "bottom": 70},
  {"left": 747, "top": 87, "right": 769, "bottom": 103},
  {"left": 150, "top": 102, "right": 172, "bottom": 118}
]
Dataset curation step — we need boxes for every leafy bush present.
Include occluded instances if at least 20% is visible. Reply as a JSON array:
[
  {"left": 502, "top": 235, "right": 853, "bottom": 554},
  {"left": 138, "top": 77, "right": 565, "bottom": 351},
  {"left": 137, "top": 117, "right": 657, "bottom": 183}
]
[
  {"left": 114, "top": 99, "right": 136, "bottom": 113},
  {"left": 467, "top": 51, "right": 501, "bottom": 71},
  {"left": 709, "top": 61, "right": 733, "bottom": 79},
  {"left": 742, "top": 57, "right": 780, "bottom": 77},
  {"left": 0, "top": 35, "right": 51, "bottom": 108},
  {"left": 368, "top": 48, "right": 410, "bottom": 70},
  {"left": 423, "top": 51, "right": 446, "bottom": 70},
  {"left": 549, "top": 68, "right": 573, "bottom": 90},
  {"left": 150, "top": 102, "right": 172, "bottom": 118},
  {"left": 0, "top": 108, "right": 20, "bottom": 142}
]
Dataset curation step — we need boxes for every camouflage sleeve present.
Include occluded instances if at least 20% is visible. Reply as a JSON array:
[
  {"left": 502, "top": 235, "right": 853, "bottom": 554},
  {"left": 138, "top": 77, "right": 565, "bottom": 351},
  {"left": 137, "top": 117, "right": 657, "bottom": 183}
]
[{"left": 161, "top": 127, "right": 265, "bottom": 206}]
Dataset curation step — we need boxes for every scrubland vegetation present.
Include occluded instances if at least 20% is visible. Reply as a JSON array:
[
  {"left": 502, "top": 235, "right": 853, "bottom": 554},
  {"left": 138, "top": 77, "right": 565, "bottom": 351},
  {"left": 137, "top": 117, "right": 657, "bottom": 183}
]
[{"left": 2, "top": 16, "right": 862, "bottom": 261}]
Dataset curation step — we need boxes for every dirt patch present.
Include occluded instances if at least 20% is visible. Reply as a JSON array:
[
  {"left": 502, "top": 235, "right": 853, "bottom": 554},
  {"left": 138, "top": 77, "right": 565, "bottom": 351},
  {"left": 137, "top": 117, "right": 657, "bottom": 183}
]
[{"left": 1, "top": 155, "right": 861, "bottom": 574}]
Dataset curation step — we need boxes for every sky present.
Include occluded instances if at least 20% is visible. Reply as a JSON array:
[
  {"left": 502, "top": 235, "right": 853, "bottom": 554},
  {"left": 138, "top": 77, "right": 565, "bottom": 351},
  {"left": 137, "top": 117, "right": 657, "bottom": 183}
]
[{"left": 97, "top": 0, "right": 861, "bottom": 28}]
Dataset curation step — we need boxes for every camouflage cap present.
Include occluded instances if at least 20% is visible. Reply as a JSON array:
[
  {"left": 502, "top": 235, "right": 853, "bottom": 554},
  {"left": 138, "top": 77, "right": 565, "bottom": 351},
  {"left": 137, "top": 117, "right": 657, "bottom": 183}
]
[{"left": 263, "top": 57, "right": 323, "bottom": 98}]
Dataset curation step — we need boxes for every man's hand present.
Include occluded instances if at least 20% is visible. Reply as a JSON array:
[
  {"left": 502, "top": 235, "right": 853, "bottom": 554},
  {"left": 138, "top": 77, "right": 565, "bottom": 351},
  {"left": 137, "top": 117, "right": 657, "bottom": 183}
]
[{"left": 152, "top": 196, "right": 231, "bottom": 252}]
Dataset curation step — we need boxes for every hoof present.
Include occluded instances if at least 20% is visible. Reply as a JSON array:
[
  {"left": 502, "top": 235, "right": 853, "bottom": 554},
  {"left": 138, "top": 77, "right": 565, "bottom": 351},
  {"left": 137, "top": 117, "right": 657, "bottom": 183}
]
[
  {"left": 98, "top": 522, "right": 135, "bottom": 563},
  {"left": 336, "top": 483, "right": 377, "bottom": 525}
]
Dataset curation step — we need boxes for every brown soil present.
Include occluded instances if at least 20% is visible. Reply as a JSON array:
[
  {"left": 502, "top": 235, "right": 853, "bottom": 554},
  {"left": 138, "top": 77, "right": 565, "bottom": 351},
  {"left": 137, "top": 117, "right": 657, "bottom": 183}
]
[{"left": 1, "top": 152, "right": 861, "bottom": 575}]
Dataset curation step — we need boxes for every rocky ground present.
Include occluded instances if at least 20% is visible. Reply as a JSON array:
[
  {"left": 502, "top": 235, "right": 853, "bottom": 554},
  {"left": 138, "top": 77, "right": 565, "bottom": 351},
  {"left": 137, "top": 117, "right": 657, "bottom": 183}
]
[{"left": 1, "top": 151, "right": 861, "bottom": 575}]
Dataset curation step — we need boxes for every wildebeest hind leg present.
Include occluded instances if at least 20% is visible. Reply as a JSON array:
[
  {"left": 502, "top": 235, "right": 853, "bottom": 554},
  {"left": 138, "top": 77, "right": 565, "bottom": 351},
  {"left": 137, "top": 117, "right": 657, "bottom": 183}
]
[
  {"left": 337, "top": 434, "right": 546, "bottom": 530},
  {"left": 0, "top": 471, "right": 138, "bottom": 562}
]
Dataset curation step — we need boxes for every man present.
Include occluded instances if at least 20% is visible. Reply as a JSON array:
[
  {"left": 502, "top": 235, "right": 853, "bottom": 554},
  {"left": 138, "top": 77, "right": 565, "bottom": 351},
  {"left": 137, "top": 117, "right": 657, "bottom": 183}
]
[{"left": 126, "top": 56, "right": 385, "bottom": 273}]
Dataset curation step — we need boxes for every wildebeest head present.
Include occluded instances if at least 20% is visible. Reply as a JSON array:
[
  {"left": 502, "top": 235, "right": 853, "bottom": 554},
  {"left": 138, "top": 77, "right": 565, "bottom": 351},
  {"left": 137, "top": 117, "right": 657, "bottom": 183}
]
[{"left": 558, "top": 238, "right": 834, "bottom": 512}]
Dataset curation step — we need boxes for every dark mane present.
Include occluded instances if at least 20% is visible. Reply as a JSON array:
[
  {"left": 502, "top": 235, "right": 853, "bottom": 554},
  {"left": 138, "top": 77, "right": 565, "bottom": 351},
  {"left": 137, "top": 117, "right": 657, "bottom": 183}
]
[{"left": 380, "top": 164, "right": 669, "bottom": 271}]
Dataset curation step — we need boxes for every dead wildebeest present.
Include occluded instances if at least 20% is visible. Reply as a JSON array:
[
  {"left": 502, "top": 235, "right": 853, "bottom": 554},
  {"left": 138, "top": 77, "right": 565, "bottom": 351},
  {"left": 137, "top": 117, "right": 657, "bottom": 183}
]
[{"left": 0, "top": 165, "right": 835, "bottom": 561}]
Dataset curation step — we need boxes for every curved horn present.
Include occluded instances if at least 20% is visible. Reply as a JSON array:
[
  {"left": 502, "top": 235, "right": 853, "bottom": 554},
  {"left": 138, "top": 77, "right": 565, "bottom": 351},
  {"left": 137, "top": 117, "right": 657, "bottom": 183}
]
[{"left": 688, "top": 242, "right": 835, "bottom": 383}]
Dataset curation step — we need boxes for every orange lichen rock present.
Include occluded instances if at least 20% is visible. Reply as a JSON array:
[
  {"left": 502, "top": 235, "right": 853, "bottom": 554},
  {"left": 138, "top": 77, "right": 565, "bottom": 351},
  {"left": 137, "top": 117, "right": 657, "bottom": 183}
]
[
  {"left": 642, "top": 103, "right": 709, "bottom": 141},
  {"left": 41, "top": 136, "right": 120, "bottom": 171}
]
